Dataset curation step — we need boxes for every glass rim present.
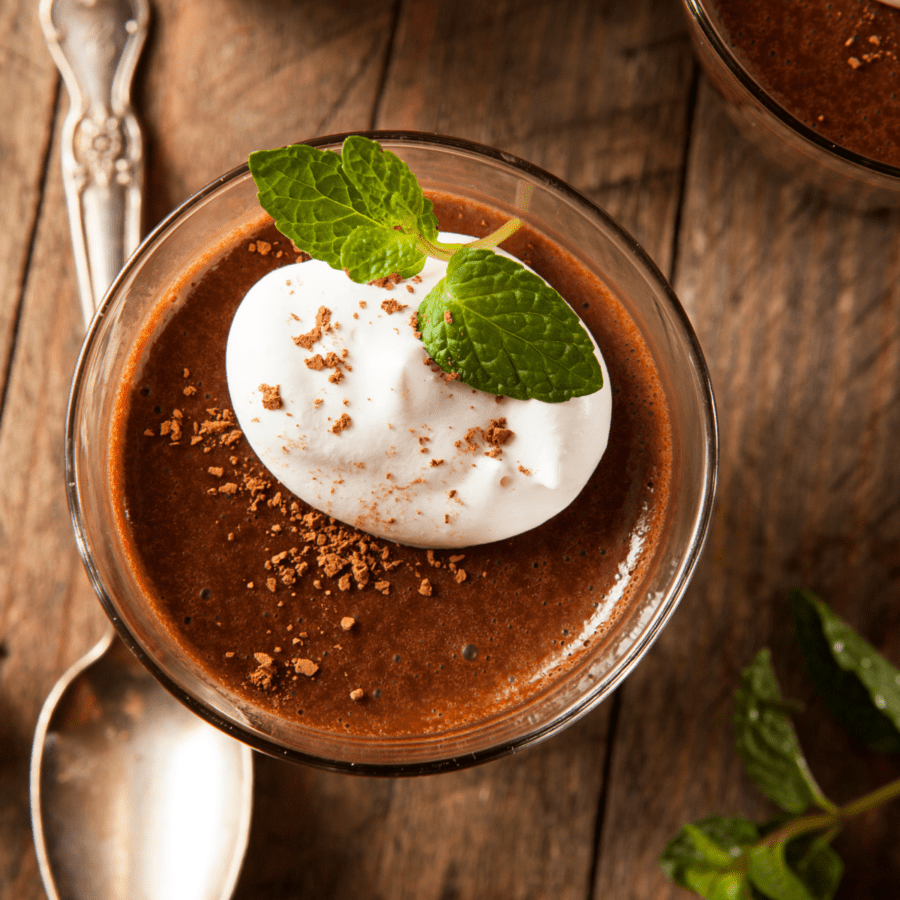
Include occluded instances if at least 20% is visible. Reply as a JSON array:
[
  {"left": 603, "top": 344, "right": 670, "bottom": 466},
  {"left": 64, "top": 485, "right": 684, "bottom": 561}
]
[
  {"left": 684, "top": 0, "right": 900, "bottom": 182},
  {"left": 66, "top": 129, "right": 718, "bottom": 775}
]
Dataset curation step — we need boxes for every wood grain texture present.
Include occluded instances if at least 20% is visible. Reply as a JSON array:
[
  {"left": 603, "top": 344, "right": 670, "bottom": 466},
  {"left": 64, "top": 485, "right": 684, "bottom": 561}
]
[
  {"left": 235, "top": 711, "right": 608, "bottom": 900},
  {"left": 137, "top": 0, "right": 399, "bottom": 229},
  {"left": 0, "top": 126, "right": 109, "bottom": 899},
  {"left": 0, "top": 7, "right": 104, "bottom": 898},
  {"left": 0, "top": 2, "right": 59, "bottom": 422},
  {"left": 377, "top": 0, "right": 695, "bottom": 269}
]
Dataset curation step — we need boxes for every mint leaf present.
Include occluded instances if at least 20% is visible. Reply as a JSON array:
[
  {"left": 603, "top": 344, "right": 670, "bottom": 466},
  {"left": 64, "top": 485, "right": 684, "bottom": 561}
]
[
  {"left": 790, "top": 589, "right": 900, "bottom": 753},
  {"left": 340, "top": 135, "right": 438, "bottom": 241},
  {"left": 734, "top": 649, "right": 832, "bottom": 814},
  {"left": 785, "top": 836, "right": 843, "bottom": 900},
  {"left": 249, "top": 143, "right": 371, "bottom": 270},
  {"left": 662, "top": 816, "right": 758, "bottom": 899},
  {"left": 688, "top": 870, "right": 754, "bottom": 900},
  {"left": 340, "top": 226, "right": 423, "bottom": 283},
  {"left": 417, "top": 246, "right": 603, "bottom": 402},
  {"left": 249, "top": 136, "right": 433, "bottom": 282},
  {"left": 748, "top": 845, "right": 816, "bottom": 900}
]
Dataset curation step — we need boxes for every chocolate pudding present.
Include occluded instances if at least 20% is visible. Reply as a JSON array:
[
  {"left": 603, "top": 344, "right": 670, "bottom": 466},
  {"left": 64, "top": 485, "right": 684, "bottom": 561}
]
[
  {"left": 109, "top": 194, "right": 673, "bottom": 738},
  {"left": 709, "top": 0, "right": 900, "bottom": 167}
]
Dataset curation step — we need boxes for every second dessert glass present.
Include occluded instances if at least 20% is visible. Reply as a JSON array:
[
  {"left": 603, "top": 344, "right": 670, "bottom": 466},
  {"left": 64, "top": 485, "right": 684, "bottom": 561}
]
[
  {"left": 682, "top": 0, "right": 900, "bottom": 207},
  {"left": 67, "top": 131, "right": 717, "bottom": 774}
]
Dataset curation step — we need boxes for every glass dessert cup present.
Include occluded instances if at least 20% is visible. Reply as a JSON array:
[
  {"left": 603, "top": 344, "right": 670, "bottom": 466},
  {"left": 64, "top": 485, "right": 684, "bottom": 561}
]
[
  {"left": 682, "top": 0, "right": 900, "bottom": 208},
  {"left": 67, "top": 131, "right": 717, "bottom": 775}
]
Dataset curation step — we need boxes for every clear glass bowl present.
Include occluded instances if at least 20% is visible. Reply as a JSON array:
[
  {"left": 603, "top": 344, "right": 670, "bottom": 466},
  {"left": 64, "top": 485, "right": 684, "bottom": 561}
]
[
  {"left": 67, "top": 131, "right": 717, "bottom": 774},
  {"left": 683, "top": 0, "right": 900, "bottom": 207}
]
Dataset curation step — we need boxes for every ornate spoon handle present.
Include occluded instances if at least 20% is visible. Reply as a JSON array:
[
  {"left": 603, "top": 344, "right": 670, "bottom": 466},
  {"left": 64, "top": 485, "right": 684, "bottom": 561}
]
[{"left": 39, "top": 0, "right": 149, "bottom": 328}]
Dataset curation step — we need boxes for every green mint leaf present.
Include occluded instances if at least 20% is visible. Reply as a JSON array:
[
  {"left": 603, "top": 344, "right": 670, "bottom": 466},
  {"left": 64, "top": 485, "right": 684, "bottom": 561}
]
[
  {"left": 417, "top": 246, "right": 603, "bottom": 402},
  {"left": 661, "top": 816, "right": 759, "bottom": 899},
  {"left": 249, "top": 143, "right": 372, "bottom": 270},
  {"left": 790, "top": 589, "right": 900, "bottom": 753},
  {"left": 734, "top": 649, "right": 832, "bottom": 814},
  {"left": 687, "top": 871, "right": 755, "bottom": 900},
  {"left": 249, "top": 136, "right": 434, "bottom": 282},
  {"left": 341, "top": 134, "right": 438, "bottom": 241},
  {"left": 340, "top": 226, "right": 425, "bottom": 283},
  {"left": 784, "top": 836, "right": 843, "bottom": 900},
  {"left": 747, "top": 845, "right": 816, "bottom": 900}
]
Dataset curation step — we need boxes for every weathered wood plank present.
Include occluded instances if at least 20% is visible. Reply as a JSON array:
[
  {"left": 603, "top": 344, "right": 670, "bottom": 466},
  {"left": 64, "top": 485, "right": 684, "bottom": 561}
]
[
  {"left": 236, "top": 712, "right": 607, "bottom": 900},
  {"left": 0, "top": 2, "right": 59, "bottom": 430},
  {"left": 137, "top": 0, "right": 399, "bottom": 228},
  {"left": 593, "top": 78, "right": 900, "bottom": 899},
  {"left": 0, "top": 5, "right": 90, "bottom": 897},
  {"left": 377, "top": 0, "right": 695, "bottom": 269}
]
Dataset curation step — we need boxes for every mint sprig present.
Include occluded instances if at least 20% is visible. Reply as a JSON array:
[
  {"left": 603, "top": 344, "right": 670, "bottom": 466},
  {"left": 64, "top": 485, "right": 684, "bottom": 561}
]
[
  {"left": 248, "top": 136, "right": 604, "bottom": 402},
  {"left": 662, "top": 592, "right": 900, "bottom": 900},
  {"left": 248, "top": 139, "right": 436, "bottom": 281}
]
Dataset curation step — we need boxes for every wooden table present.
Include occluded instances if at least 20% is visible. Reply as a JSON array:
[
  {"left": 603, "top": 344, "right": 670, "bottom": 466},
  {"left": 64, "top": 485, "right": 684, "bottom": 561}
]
[{"left": 3, "top": 0, "right": 899, "bottom": 896}]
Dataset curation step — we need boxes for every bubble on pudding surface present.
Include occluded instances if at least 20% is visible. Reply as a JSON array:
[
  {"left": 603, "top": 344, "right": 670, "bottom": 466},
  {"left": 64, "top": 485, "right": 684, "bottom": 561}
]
[{"left": 462, "top": 643, "right": 478, "bottom": 661}]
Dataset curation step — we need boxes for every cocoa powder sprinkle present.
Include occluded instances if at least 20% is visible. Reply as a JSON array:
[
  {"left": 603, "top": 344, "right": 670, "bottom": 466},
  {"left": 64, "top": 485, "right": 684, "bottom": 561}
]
[
  {"left": 293, "top": 658, "right": 319, "bottom": 677},
  {"left": 259, "top": 383, "right": 283, "bottom": 410},
  {"left": 331, "top": 413, "right": 352, "bottom": 434},
  {"left": 381, "top": 298, "right": 408, "bottom": 315}
]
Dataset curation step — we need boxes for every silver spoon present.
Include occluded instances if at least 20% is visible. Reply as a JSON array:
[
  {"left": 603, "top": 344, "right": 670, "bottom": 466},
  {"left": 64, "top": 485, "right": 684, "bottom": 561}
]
[
  {"left": 30, "top": 628, "right": 254, "bottom": 900},
  {"left": 33, "top": 2, "right": 254, "bottom": 898}
]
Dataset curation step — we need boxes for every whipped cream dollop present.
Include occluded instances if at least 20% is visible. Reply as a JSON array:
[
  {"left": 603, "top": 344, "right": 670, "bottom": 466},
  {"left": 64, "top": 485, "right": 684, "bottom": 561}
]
[{"left": 226, "top": 233, "right": 612, "bottom": 548}]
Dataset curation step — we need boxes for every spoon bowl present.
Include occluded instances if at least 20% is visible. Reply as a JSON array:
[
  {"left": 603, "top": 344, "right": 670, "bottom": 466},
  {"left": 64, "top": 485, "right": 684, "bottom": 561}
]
[{"left": 31, "top": 625, "right": 253, "bottom": 900}]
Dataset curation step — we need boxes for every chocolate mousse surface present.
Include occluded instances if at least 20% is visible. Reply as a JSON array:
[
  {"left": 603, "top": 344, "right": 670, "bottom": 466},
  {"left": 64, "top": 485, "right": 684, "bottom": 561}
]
[
  {"left": 709, "top": 0, "right": 900, "bottom": 168},
  {"left": 110, "top": 194, "right": 673, "bottom": 738}
]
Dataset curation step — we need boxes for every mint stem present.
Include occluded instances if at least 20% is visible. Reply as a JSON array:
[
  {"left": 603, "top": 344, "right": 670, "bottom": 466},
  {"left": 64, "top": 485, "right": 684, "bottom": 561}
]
[
  {"left": 761, "top": 812, "right": 837, "bottom": 847},
  {"left": 416, "top": 218, "right": 522, "bottom": 262},
  {"left": 464, "top": 217, "right": 522, "bottom": 250},
  {"left": 761, "top": 774, "right": 900, "bottom": 848},
  {"left": 842, "top": 774, "right": 900, "bottom": 818}
]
